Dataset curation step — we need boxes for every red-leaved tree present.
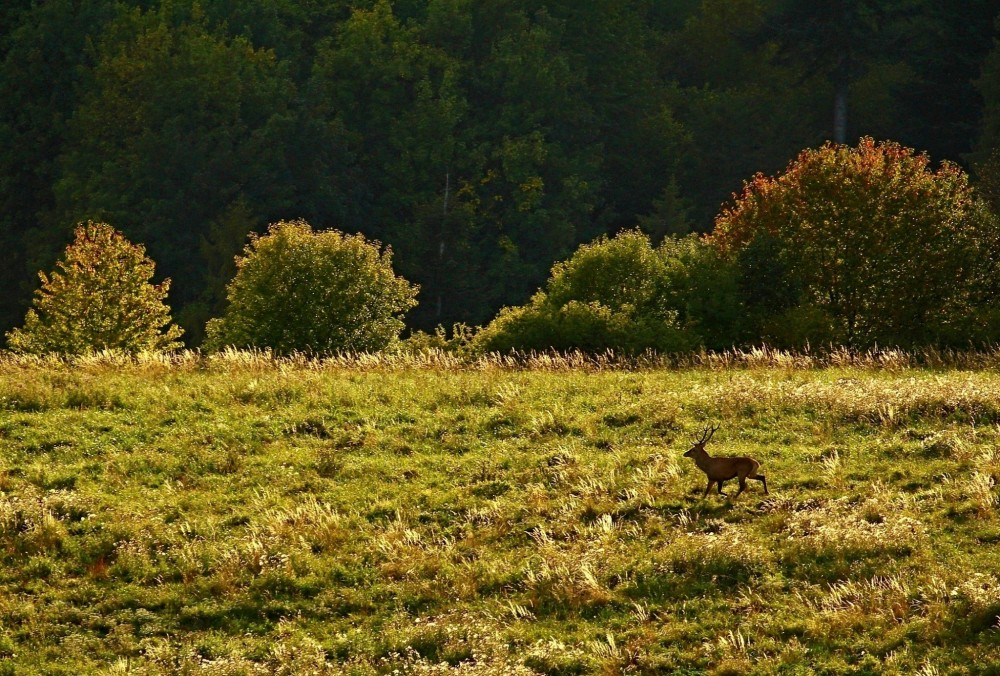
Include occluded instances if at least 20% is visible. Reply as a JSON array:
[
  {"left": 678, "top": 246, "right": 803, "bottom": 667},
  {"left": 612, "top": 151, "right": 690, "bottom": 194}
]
[{"left": 713, "top": 138, "right": 1000, "bottom": 348}]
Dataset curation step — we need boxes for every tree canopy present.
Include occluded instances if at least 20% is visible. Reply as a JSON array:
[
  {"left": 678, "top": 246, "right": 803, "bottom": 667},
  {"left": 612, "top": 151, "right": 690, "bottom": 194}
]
[
  {"left": 473, "top": 231, "right": 744, "bottom": 354},
  {"left": 205, "top": 220, "right": 418, "bottom": 354},
  {"left": 713, "top": 138, "right": 1000, "bottom": 348},
  {"left": 6, "top": 222, "right": 183, "bottom": 354}
]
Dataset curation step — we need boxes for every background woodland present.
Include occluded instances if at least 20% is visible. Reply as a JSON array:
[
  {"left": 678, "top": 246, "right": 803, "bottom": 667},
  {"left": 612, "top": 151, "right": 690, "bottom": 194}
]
[{"left": 3, "top": 0, "right": 1000, "bottom": 346}]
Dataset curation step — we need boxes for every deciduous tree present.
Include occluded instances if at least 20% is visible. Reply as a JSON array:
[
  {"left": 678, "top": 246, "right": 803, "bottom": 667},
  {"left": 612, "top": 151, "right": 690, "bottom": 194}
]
[
  {"left": 713, "top": 138, "right": 1000, "bottom": 347},
  {"left": 6, "top": 222, "right": 183, "bottom": 354},
  {"left": 205, "top": 220, "right": 418, "bottom": 354}
]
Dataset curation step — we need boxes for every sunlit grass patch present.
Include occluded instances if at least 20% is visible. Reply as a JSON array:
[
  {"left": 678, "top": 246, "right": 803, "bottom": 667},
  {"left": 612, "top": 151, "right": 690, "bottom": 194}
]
[{"left": 2, "top": 353, "right": 1000, "bottom": 671}]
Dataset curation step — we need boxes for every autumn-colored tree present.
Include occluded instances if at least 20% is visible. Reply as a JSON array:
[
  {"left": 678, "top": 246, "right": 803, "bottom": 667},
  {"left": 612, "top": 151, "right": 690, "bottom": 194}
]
[
  {"left": 204, "top": 220, "right": 419, "bottom": 354},
  {"left": 6, "top": 222, "right": 183, "bottom": 354},
  {"left": 713, "top": 138, "right": 1000, "bottom": 348}
]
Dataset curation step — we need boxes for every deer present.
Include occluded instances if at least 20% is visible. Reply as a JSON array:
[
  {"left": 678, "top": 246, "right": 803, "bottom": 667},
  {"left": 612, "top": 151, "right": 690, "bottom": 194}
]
[{"left": 683, "top": 425, "right": 768, "bottom": 498}]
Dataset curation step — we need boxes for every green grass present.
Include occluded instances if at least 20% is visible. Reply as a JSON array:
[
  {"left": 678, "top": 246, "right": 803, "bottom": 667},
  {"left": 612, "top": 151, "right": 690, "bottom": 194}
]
[{"left": 3, "top": 351, "right": 1000, "bottom": 673}]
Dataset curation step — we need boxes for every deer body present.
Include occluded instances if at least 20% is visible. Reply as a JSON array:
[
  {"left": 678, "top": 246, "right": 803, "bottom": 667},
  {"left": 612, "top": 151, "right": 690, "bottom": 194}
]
[{"left": 683, "top": 426, "right": 768, "bottom": 498}]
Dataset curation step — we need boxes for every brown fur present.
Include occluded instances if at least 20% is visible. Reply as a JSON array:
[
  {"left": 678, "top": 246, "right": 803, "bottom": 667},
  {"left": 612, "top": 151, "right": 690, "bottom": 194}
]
[{"left": 682, "top": 425, "right": 768, "bottom": 498}]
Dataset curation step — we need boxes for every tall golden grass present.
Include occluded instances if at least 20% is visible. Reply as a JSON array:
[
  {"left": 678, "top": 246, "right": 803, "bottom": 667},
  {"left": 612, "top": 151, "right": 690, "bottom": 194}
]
[{"left": 3, "top": 343, "right": 1000, "bottom": 372}]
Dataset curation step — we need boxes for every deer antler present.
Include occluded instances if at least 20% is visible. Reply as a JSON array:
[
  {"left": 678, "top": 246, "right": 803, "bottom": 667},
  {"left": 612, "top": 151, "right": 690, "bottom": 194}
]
[
  {"left": 693, "top": 424, "right": 720, "bottom": 445},
  {"left": 705, "top": 424, "right": 719, "bottom": 443}
]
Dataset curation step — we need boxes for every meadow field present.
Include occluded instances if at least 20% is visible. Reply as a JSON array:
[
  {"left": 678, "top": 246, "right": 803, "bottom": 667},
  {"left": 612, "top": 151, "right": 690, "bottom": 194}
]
[{"left": 3, "top": 350, "right": 1000, "bottom": 674}]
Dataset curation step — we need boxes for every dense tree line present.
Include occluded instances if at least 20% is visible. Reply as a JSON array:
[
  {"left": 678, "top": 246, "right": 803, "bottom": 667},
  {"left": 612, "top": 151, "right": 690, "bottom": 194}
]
[{"left": 3, "top": 0, "right": 1000, "bottom": 346}]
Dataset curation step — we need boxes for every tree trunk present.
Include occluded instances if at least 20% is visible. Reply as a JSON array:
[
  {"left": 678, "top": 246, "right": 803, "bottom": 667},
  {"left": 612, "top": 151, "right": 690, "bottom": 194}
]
[
  {"left": 832, "top": 31, "right": 850, "bottom": 144},
  {"left": 437, "top": 172, "right": 450, "bottom": 319},
  {"left": 833, "top": 77, "right": 848, "bottom": 144}
]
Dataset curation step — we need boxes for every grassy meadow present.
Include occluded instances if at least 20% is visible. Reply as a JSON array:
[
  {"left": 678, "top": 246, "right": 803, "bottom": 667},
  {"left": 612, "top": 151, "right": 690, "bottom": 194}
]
[{"left": 3, "top": 350, "right": 1000, "bottom": 674}]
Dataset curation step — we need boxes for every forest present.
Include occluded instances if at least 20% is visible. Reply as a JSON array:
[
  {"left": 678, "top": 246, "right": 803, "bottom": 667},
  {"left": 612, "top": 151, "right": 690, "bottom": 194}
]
[{"left": 3, "top": 0, "right": 1000, "bottom": 346}]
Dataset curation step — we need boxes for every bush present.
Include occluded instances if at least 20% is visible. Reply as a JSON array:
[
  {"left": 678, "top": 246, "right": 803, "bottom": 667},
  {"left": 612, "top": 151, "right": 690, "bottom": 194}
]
[
  {"left": 204, "top": 220, "right": 418, "bottom": 354},
  {"left": 401, "top": 324, "right": 476, "bottom": 354},
  {"left": 473, "top": 230, "right": 743, "bottom": 354},
  {"left": 713, "top": 138, "right": 1000, "bottom": 348},
  {"left": 658, "top": 235, "right": 746, "bottom": 350},
  {"left": 6, "top": 222, "right": 183, "bottom": 354}
]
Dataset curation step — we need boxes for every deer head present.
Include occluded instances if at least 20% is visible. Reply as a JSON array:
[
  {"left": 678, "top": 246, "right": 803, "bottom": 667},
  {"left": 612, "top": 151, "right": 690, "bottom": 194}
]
[{"left": 683, "top": 424, "right": 719, "bottom": 457}]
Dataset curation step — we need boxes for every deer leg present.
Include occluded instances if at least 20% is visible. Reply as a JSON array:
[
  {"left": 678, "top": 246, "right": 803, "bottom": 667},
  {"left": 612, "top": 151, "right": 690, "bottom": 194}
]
[
  {"left": 704, "top": 478, "right": 713, "bottom": 497},
  {"left": 734, "top": 476, "right": 747, "bottom": 498},
  {"left": 754, "top": 474, "right": 768, "bottom": 494},
  {"left": 716, "top": 480, "right": 727, "bottom": 496}
]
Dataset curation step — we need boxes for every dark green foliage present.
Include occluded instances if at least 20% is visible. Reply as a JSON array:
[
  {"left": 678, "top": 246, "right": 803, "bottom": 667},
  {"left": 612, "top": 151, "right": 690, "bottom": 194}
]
[
  {"left": 473, "top": 231, "right": 744, "bottom": 353},
  {"left": 893, "top": 0, "right": 1000, "bottom": 162},
  {"left": 974, "top": 149, "right": 1000, "bottom": 215},
  {"left": 736, "top": 232, "right": 807, "bottom": 347},
  {"left": 658, "top": 236, "right": 747, "bottom": 349},
  {"left": 52, "top": 6, "right": 316, "bottom": 340},
  {"left": 0, "top": 0, "right": 999, "bottom": 347},
  {"left": 637, "top": 180, "right": 694, "bottom": 243},
  {"left": 0, "top": 0, "right": 124, "bottom": 334},
  {"left": 307, "top": 0, "right": 482, "bottom": 328},
  {"left": 6, "top": 222, "right": 183, "bottom": 354},
  {"left": 752, "top": 0, "right": 922, "bottom": 142},
  {"left": 205, "top": 220, "right": 418, "bottom": 354},
  {"left": 963, "top": 2, "right": 1000, "bottom": 169}
]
